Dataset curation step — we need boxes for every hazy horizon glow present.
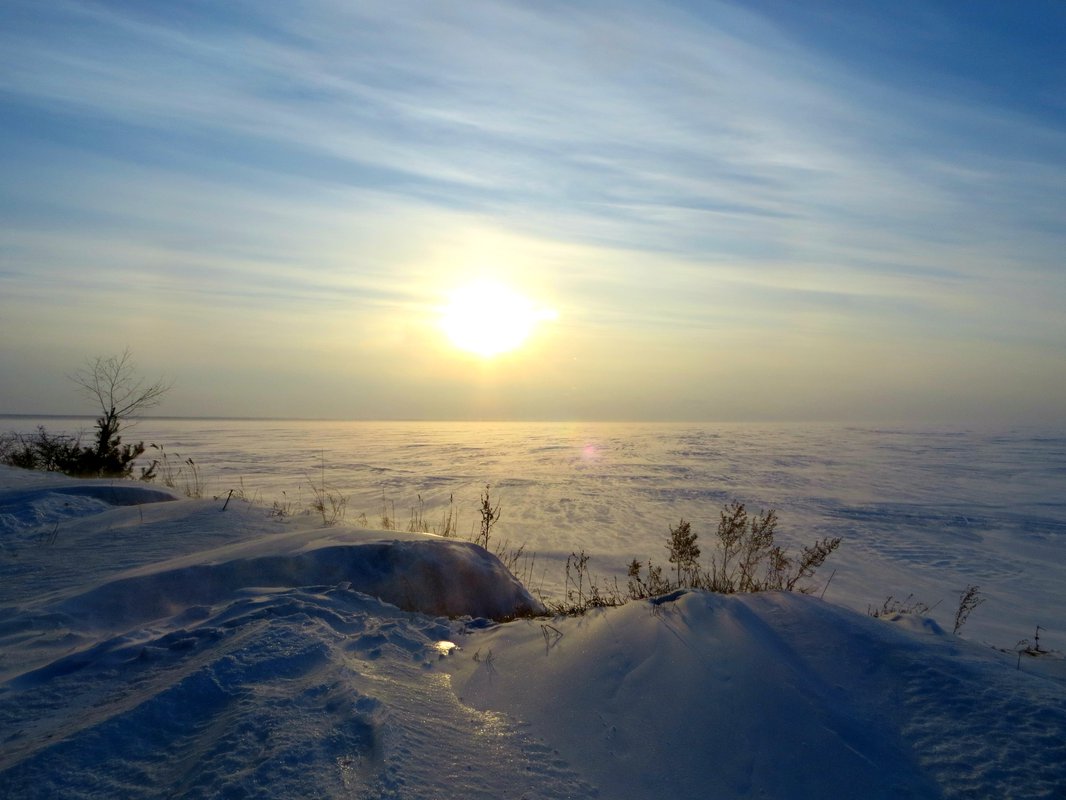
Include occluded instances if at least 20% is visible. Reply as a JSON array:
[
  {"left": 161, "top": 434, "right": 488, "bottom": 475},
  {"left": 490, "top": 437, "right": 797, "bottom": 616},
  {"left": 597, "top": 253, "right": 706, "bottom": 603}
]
[{"left": 1, "top": 1, "right": 1064, "bottom": 423}]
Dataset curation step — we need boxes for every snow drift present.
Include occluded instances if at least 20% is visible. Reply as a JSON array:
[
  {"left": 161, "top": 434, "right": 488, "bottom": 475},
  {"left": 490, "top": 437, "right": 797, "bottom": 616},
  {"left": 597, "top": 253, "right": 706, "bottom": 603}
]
[
  {"left": 450, "top": 589, "right": 1066, "bottom": 799},
  {"left": 54, "top": 536, "right": 543, "bottom": 627},
  {"left": 1, "top": 466, "right": 1065, "bottom": 799}
]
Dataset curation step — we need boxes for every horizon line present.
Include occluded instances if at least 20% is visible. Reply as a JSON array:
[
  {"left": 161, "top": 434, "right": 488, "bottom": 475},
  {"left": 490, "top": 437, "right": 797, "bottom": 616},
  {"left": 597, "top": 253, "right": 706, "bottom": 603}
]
[{"left": 0, "top": 413, "right": 1058, "bottom": 430}]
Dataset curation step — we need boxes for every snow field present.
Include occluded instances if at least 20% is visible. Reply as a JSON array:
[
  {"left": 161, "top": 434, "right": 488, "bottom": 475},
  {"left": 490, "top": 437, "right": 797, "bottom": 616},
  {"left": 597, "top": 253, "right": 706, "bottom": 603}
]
[{"left": 2, "top": 420, "right": 1066, "bottom": 800}]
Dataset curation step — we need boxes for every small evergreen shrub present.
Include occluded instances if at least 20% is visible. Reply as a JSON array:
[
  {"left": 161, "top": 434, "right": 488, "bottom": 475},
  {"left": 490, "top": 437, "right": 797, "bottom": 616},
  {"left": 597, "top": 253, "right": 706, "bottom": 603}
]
[
  {"left": 0, "top": 425, "right": 147, "bottom": 478},
  {"left": 0, "top": 427, "right": 83, "bottom": 473}
]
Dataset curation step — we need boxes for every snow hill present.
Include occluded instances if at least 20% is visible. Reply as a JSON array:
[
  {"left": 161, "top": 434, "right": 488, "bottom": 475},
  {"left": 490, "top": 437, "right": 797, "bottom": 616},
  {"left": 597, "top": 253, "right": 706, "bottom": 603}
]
[{"left": 1, "top": 465, "right": 1063, "bottom": 798}]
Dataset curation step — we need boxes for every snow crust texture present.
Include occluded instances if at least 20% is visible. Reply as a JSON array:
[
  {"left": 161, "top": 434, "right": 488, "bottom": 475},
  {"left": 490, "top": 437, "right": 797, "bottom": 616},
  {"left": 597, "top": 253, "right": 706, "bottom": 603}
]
[
  {"left": 2, "top": 587, "right": 589, "bottom": 799},
  {"left": 451, "top": 590, "right": 1066, "bottom": 799}
]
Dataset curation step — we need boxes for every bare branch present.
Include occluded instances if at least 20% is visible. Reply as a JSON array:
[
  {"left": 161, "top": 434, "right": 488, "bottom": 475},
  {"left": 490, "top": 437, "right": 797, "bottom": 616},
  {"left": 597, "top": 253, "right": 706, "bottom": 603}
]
[{"left": 69, "top": 348, "right": 172, "bottom": 419}]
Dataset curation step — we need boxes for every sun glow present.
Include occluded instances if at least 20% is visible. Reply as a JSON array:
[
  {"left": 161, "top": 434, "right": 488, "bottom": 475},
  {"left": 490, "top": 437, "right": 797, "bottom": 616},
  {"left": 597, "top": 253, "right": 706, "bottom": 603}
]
[{"left": 441, "top": 281, "right": 556, "bottom": 357}]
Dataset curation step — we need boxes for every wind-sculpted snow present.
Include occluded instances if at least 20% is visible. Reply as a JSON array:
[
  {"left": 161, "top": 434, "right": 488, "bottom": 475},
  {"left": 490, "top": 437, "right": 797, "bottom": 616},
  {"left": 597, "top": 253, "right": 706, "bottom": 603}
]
[
  {"left": 0, "top": 483, "right": 177, "bottom": 537},
  {"left": 449, "top": 590, "right": 1066, "bottom": 800},
  {"left": 52, "top": 538, "right": 542, "bottom": 626},
  {"left": 0, "top": 587, "right": 589, "bottom": 799},
  {"left": 2, "top": 466, "right": 1065, "bottom": 799}
]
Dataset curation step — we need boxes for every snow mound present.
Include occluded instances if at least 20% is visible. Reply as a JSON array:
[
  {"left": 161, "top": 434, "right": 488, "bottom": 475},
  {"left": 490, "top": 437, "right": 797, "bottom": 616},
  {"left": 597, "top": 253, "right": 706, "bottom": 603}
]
[
  {"left": 53, "top": 537, "right": 543, "bottom": 627},
  {"left": 449, "top": 589, "right": 1066, "bottom": 800},
  {"left": 0, "top": 483, "right": 177, "bottom": 536},
  {"left": 0, "top": 584, "right": 592, "bottom": 799}
]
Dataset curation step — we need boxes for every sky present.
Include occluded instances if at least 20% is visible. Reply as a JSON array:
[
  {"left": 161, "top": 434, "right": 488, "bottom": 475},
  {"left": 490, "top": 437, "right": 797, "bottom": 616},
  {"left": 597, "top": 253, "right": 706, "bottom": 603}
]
[{"left": 1, "top": 0, "right": 1064, "bottom": 423}]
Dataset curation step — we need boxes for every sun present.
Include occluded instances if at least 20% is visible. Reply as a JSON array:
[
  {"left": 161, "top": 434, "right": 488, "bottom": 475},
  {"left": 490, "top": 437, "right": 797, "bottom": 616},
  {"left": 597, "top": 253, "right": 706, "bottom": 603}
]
[{"left": 440, "top": 280, "right": 556, "bottom": 357}]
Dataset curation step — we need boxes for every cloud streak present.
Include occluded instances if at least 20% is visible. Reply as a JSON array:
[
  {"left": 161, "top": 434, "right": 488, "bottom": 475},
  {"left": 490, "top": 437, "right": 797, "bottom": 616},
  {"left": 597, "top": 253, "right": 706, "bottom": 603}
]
[{"left": 1, "top": 0, "right": 1064, "bottom": 420}]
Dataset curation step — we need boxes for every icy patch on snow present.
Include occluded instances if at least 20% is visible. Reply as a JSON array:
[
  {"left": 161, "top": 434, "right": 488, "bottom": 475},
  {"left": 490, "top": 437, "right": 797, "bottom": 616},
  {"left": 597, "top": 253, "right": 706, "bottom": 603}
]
[{"left": 432, "top": 640, "right": 459, "bottom": 657}]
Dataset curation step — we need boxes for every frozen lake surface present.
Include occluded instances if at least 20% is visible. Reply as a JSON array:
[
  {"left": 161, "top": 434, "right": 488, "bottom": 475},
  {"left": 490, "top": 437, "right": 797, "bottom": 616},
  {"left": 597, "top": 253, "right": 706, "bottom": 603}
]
[{"left": 3, "top": 417, "right": 1064, "bottom": 650}]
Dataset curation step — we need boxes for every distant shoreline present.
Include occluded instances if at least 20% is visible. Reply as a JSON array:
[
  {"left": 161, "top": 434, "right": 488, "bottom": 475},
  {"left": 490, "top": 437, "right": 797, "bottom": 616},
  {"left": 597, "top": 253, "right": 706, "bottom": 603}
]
[{"left": 1, "top": 414, "right": 1060, "bottom": 431}]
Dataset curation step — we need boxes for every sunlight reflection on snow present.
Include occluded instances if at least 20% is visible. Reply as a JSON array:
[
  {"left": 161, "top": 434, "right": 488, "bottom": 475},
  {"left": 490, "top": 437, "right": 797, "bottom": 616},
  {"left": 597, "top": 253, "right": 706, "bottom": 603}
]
[{"left": 433, "top": 640, "right": 458, "bottom": 657}]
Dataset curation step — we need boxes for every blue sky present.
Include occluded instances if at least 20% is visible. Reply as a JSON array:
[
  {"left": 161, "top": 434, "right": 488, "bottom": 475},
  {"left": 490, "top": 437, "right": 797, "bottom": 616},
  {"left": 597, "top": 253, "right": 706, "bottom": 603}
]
[{"left": 1, "top": 0, "right": 1064, "bottom": 422}]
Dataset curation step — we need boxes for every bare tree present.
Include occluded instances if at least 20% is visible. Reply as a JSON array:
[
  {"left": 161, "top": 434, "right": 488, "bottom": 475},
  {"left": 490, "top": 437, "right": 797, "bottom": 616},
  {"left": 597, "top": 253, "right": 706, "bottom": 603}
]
[{"left": 70, "top": 349, "right": 171, "bottom": 471}]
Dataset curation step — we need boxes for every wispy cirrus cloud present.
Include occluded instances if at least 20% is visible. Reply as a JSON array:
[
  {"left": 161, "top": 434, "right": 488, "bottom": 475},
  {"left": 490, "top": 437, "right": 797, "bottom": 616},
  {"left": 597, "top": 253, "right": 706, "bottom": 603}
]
[{"left": 1, "top": 0, "right": 1063, "bottom": 419}]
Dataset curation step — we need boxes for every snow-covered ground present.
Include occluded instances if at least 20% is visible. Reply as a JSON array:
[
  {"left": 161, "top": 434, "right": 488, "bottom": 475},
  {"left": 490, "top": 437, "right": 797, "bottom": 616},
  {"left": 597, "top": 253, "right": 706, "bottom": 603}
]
[
  {"left": 1, "top": 462, "right": 1064, "bottom": 798},
  {"left": 4, "top": 418, "right": 1064, "bottom": 655}
]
